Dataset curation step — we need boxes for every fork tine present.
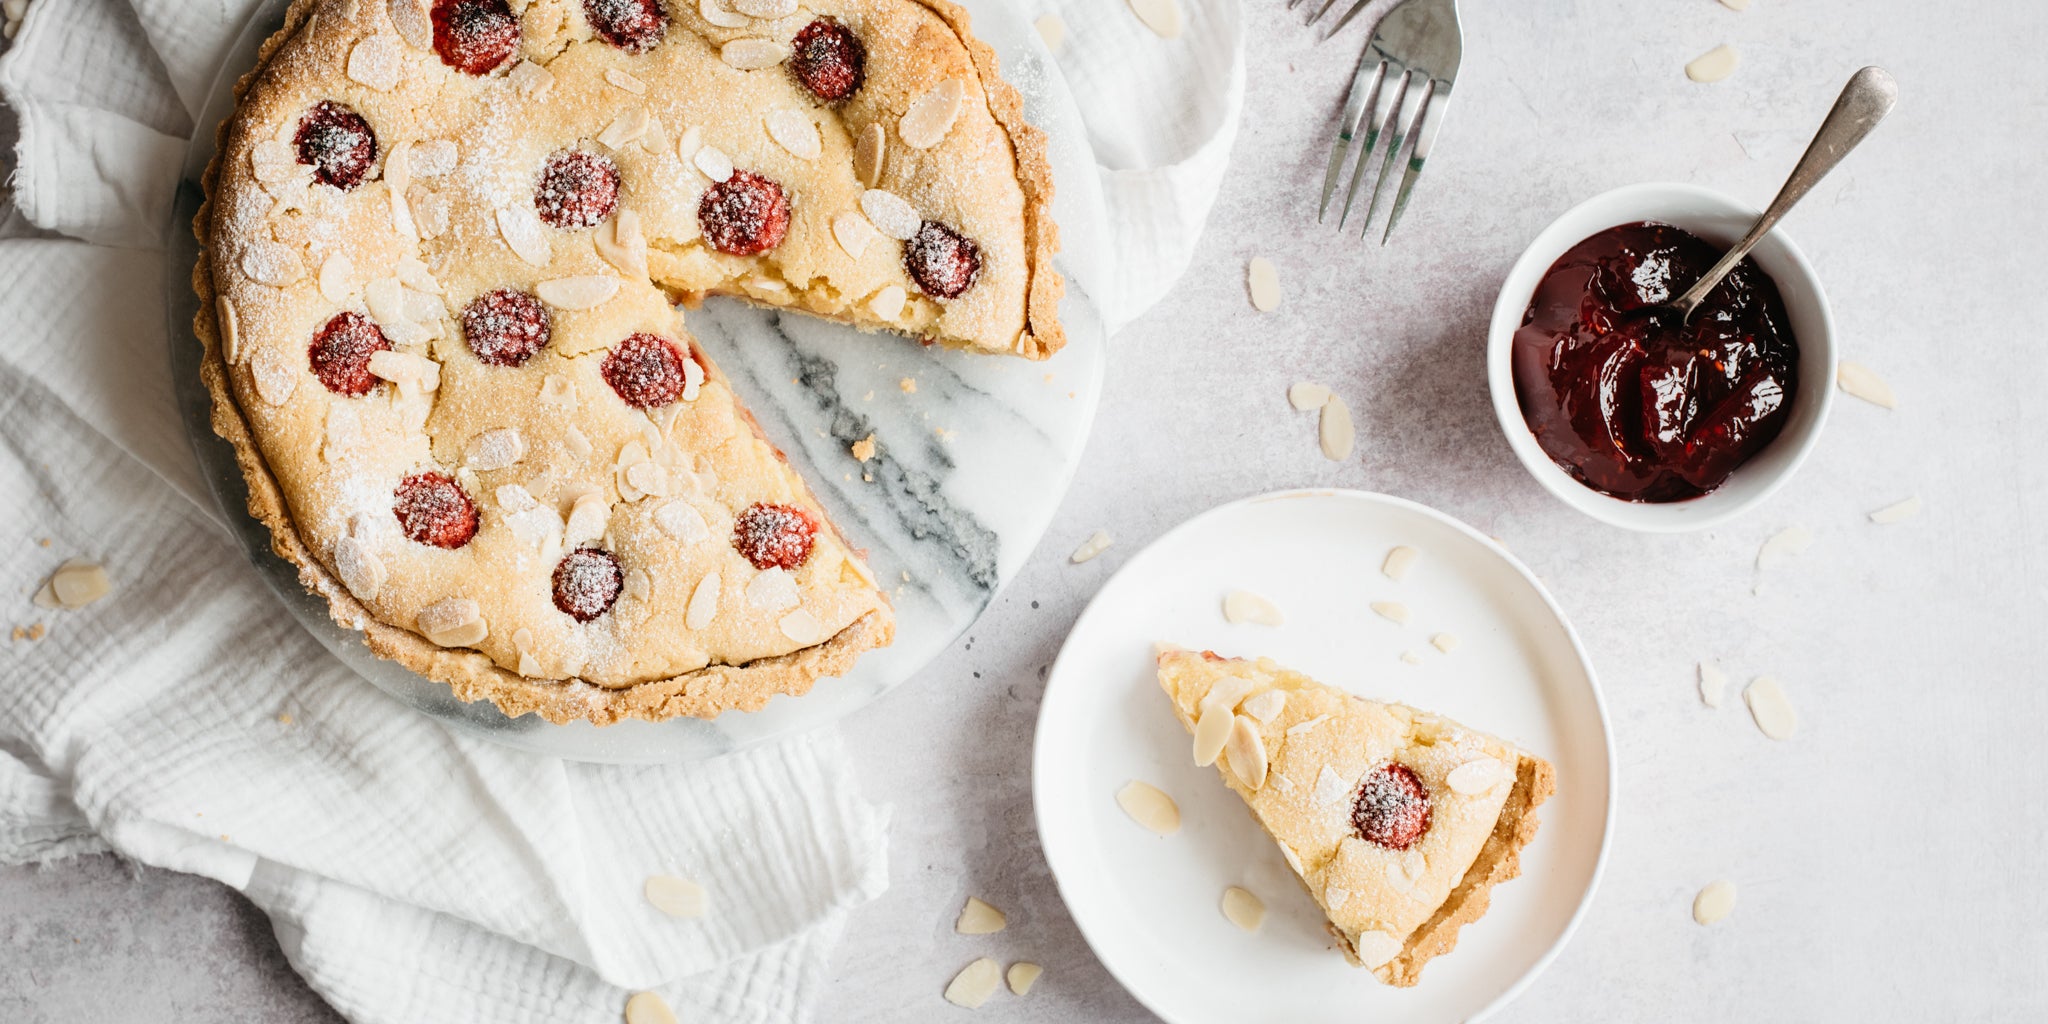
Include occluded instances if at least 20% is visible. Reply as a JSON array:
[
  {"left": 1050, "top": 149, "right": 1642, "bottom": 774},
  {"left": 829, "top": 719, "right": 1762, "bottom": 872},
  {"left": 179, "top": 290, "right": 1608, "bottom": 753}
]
[
  {"left": 1322, "top": 0, "right": 1376, "bottom": 39},
  {"left": 1318, "top": 58, "right": 1386, "bottom": 221},
  {"left": 1304, "top": 0, "right": 1345, "bottom": 26},
  {"left": 1338, "top": 67, "right": 1405, "bottom": 229},
  {"left": 1359, "top": 75, "right": 1425, "bottom": 236},
  {"left": 1381, "top": 82, "right": 1448, "bottom": 244}
]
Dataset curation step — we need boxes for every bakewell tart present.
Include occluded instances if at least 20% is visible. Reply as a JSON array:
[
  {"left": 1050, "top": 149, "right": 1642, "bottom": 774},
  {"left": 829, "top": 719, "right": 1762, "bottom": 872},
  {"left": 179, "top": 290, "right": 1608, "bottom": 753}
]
[
  {"left": 1157, "top": 648, "right": 1555, "bottom": 986},
  {"left": 193, "top": 0, "right": 1062, "bottom": 722}
]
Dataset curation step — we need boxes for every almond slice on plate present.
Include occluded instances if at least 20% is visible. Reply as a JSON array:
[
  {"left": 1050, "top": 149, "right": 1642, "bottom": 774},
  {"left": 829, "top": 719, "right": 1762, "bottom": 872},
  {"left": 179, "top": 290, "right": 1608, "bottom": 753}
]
[
  {"left": 1755, "top": 525, "right": 1813, "bottom": 571},
  {"left": 624, "top": 992, "right": 678, "bottom": 1024},
  {"left": 1127, "top": 0, "right": 1182, "bottom": 38},
  {"left": 1247, "top": 256, "right": 1281, "bottom": 312},
  {"left": 1033, "top": 13, "right": 1065, "bottom": 53},
  {"left": 1693, "top": 879, "right": 1737, "bottom": 924},
  {"left": 1382, "top": 545, "right": 1419, "bottom": 581},
  {"left": 1371, "top": 600, "right": 1410, "bottom": 625},
  {"left": 1222, "top": 589, "right": 1283, "bottom": 626},
  {"left": 943, "top": 958, "right": 1002, "bottom": 1009},
  {"left": 1430, "top": 632, "right": 1458, "bottom": 653},
  {"left": 643, "top": 874, "right": 707, "bottom": 918},
  {"left": 1837, "top": 360, "right": 1897, "bottom": 408},
  {"left": 1115, "top": 780, "right": 1181, "bottom": 835},
  {"left": 1686, "top": 44, "right": 1739, "bottom": 83},
  {"left": 1319, "top": 395, "right": 1354, "bottom": 460},
  {"left": 1698, "top": 661, "right": 1727, "bottom": 708},
  {"left": 1288, "top": 381, "right": 1331, "bottom": 410},
  {"left": 954, "top": 896, "right": 1006, "bottom": 935},
  {"left": 1069, "top": 529, "right": 1112, "bottom": 563},
  {"left": 1868, "top": 496, "right": 1920, "bottom": 524},
  {"left": 1006, "top": 961, "right": 1042, "bottom": 996},
  {"left": 1744, "top": 676, "right": 1798, "bottom": 739},
  {"left": 1220, "top": 886, "right": 1264, "bottom": 932}
]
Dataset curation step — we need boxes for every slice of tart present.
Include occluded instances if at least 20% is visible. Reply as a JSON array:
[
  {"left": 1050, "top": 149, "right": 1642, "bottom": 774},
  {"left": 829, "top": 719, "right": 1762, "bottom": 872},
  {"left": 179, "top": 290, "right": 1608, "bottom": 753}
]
[{"left": 1157, "top": 647, "right": 1554, "bottom": 986}]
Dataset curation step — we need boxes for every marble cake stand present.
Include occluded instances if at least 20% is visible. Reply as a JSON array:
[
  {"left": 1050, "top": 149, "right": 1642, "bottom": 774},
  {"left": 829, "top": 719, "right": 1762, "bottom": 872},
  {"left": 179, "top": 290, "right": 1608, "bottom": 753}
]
[{"left": 165, "top": 0, "right": 1110, "bottom": 763}]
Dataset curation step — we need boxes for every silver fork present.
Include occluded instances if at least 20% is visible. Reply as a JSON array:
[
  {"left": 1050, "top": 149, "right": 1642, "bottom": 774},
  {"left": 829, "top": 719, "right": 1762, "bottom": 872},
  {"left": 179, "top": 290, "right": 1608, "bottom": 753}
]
[{"left": 1316, "top": 0, "right": 1463, "bottom": 243}]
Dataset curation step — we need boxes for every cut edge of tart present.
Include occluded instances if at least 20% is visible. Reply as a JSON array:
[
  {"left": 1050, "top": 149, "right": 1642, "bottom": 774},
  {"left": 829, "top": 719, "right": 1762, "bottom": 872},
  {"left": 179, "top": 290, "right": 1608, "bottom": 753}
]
[{"left": 1155, "top": 645, "right": 1555, "bottom": 987}]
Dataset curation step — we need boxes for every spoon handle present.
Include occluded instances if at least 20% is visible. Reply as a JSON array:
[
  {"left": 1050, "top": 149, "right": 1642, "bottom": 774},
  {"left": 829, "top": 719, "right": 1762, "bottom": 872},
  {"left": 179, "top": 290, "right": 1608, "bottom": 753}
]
[{"left": 1672, "top": 66, "right": 1898, "bottom": 316}]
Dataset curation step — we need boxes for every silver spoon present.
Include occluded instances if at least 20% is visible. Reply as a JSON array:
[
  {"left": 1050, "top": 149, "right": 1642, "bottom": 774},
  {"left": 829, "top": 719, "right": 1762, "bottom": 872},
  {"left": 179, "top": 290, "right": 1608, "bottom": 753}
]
[{"left": 1668, "top": 66, "right": 1898, "bottom": 322}]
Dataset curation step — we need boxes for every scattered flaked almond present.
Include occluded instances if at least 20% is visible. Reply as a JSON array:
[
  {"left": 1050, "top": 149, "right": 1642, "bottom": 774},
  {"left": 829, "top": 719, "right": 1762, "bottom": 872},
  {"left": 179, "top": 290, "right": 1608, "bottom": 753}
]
[
  {"left": 240, "top": 240, "right": 304, "bottom": 286},
  {"left": 943, "top": 958, "right": 1002, "bottom": 1009},
  {"left": 1869, "top": 496, "right": 1920, "bottom": 524},
  {"left": 1319, "top": 394, "right": 1354, "bottom": 460},
  {"left": 860, "top": 188, "right": 921, "bottom": 240},
  {"left": 1222, "top": 589, "right": 1283, "bottom": 626},
  {"left": 700, "top": 0, "right": 749, "bottom": 27},
  {"left": 1836, "top": 360, "right": 1896, "bottom": 408},
  {"left": 1288, "top": 382, "right": 1331, "bottom": 410},
  {"left": 1247, "top": 256, "right": 1281, "bottom": 312},
  {"left": 1755, "top": 525, "right": 1813, "bottom": 571},
  {"left": 1699, "top": 662, "right": 1727, "bottom": 709},
  {"left": 388, "top": 0, "right": 432, "bottom": 48},
  {"left": 643, "top": 874, "right": 708, "bottom": 918},
  {"left": 597, "top": 106, "right": 652, "bottom": 150},
  {"left": 1220, "top": 886, "right": 1264, "bottom": 932},
  {"left": 1446, "top": 757, "right": 1507, "bottom": 795},
  {"left": 1685, "top": 44, "right": 1739, "bottom": 83},
  {"left": 605, "top": 68, "right": 648, "bottom": 94},
  {"left": 564, "top": 490, "right": 609, "bottom": 546},
  {"left": 1287, "top": 713, "right": 1330, "bottom": 737},
  {"left": 869, "top": 285, "right": 908, "bottom": 321},
  {"left": 346, "top": 34, "right": 403, "bottom": 91},
  {"left": 686, "top": 572, "right": 721, "bottom": 629},
  {"left": 1191, "top": 704, "right": 1232, "bottom": 766},
  {"left": 1430, "top": 632, "right": 1458, "bottom": 654},
  {"left": 216, "top": 295, "right": 243, "bottom": 364},
  {"left": 624, "top": 991, "right": 679, "bottom": 1024},
  {"left": 1198, "top": 673, "right": 1256, "bottom": 715},
  {"left": 496, "top": 205, "right": 551, "bottom": 266},
  {"left": 1311, "top": 764, "right": 1348, "bottom": 806},
  {"left": 318, "top": 253, "right": 353, "bottom": 303},
  {"left": 955, "top": 896, "right": 1006, "bottom": 935},
  {"left": 1693, "top": 879, "right": 1737, "bottom": 925},
  {"left": 733, "top": 0, "right": 796, "bottom": 15},
  {"left": 508, "top": 59, "right": 553, "bottom": 97},
  {"left": 418, "top": 597, "right": 486, "bottom": 647},
  {"left": 1371, "top": 600, "right": 1410, "bottom": 625},
  {"left": 693, "top": 143, "right": 736, "bottom": 183},
  {"left": 779, "top": 608, "right": 825, "bottom": 644},
  {"left": 832, "top": 210, "right": 878, "bottom": 260},
  {"left": 1115, "top": 780, "right": 1181, "bottom": 835},
  {"left": 249, "top": 346, "right": 298, "bottom": 406},
  {"left": 1353, "top": 930, "right": 1403, "bottom": 968},
  {"left": 596, "top": 209, "right": 650, "bottom": 278},
  {"left": 766, "top": 108, "right": 822, "bottom": 160},
  {"left": 1718, "top": 0, "right": 1750, "bottom": 9},
  {"left": 1382, "top": 545, "right": 1419, "bottom": 581},
  {"left": 536, "top": 275, "right": 620, "bottom": 310},
  {"left": 720, "top": 37, "right": 788, "bottom": 69},
  {"left": 1127, "top": 0, "right": 1182, "bottom": 38},
  {"left": 1034, "top": 12, "right": 1065, "bottom": 52},
  {"left": 1069, "top": 530, "right": 1112, "bottom": 563},
  {"left": 1240, "top": 689, "right": 1286, "bottom": 723},
  {"left": 41, "top": 560, "right": 112, "bottom": 609},
  {"left": 745, "top": 568, "right": 801, "bottom": 611},
  {"left": 333, "top": 535, "right": 385, "bottom": 601},
  {"left": 1744, "top": 676, "right": 1798, "bottom": 740},
  {"left": 899, "top": 79, "right": 966, "bottom": 150},
  {"left": 853, "top": 123, "right": 887, "bottom": 186},
  {"left": 1224, "top": 715, "right": 1269, "bottom": 789},
  {"left": 1006, "top": 962, "right": 1042, "bottom": 996},
  {"left": 1400, "top": 650, "right": 1423, "bottom": 666}
]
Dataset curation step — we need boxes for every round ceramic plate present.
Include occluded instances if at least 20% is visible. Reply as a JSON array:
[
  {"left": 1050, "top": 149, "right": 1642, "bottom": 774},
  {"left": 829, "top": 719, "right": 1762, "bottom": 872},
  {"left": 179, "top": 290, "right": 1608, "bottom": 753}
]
[
  {"left": 165, "top": 0, "right": 1108, "bottom": 763},
  {"left": 1033, "top": 490, "right": 1613, "bottom": 1023}
]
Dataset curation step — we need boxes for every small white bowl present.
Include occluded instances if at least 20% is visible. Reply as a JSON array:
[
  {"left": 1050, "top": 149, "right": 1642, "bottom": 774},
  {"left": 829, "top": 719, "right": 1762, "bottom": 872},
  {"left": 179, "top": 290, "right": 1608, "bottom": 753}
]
[{"left": 1487, "top": 182, "right": 1837, "bottom": 533}]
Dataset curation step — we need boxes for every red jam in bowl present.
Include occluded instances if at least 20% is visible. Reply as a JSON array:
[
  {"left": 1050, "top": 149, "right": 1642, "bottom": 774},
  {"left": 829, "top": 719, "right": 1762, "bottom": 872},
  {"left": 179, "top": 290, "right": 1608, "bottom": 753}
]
[{"left": 1512, "top": 221, "right": 1799, "bottom": 503}]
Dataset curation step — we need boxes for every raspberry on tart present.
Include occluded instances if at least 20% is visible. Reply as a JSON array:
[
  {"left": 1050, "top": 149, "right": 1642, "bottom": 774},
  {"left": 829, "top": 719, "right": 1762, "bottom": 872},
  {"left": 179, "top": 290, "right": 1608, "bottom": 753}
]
[
  {"left": 552, "top": 548, "right": 625, "bottom": 621},
  {"left": 461, "top": 288, "right": 551, "bottom": 367},
  {"left": 293, "top": 101, "right": 376, "bottom": 190},
  {"left": 1156, "top": 648, "right": 1554, "bottom": 987},
  {"left": 790, "top": 19, "right": 867, "bottom": 102},
  {"left": 580, "top": 0, "right": 667, "bottom": 53},
  {"left": 393, "top": 472, "right": 480, "bottom": 549},
  {"left": 698, "top": 171, "right": 790, "bottom": 256},
  {"left": 732, "top": 503, "right": 818, "bottom": 570},
  {"left": 905, "top": 221, "right": 983, "bottom": 299},
  {"left": 601, "top": 333, "right": 689, "bottom": 408},
  {"left": 535, "top": 150, "right": 621, "bottom": 229},
  {"left": 431, "top": 0, "right": 521, "bottom": 75},
  {"left": 308, "top": 312, "right": 392, "bottom": 396}
]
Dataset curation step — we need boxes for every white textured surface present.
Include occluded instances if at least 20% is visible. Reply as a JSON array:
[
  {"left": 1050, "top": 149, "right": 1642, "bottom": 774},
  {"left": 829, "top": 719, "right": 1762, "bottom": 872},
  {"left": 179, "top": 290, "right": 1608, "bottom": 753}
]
[{"left": 7, "top": 3, "right": 2048, "bottom": 1024}]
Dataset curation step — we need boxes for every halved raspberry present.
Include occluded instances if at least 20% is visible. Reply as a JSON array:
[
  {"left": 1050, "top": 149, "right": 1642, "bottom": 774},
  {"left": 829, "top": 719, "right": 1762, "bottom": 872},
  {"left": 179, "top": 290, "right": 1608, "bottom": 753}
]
[
  {"left": 393, "top": 472, "right": 480, "bottom": 549},
  {"left": 461, "top": 288, "right": 551, "bottom": 366},
  {"left": 552, "top": 547, "right": 624, "bottom": 621},
  {"left": 431, "top": 0, "right": 521, "bottom": 75},
  {"left": 732, "top": 502, "right": 818, "bottom": 570},
  {"left": 535, "top": 150, "right": 620, "bottom": 229},
  {"left": 698, "top": 170, "right": 789, "bottom": 256},
  {"left": 580, "top": 0, "right": 667, "bottom": 53},
  {"left": 904, "top": 220, "right": 982, "bottom": 299},
  {"left": 308, "top": 312, "right": 392, "bottom": 396},
  {"left": 601, "top": 333, "right": 689, "bottom": 408},
  {"left": 294, "top": 101, "right": 377, "bottom": 190},
  {"left": 1351, "top": 762, "right": 1432, "bottom": 850},
  {"left": 790, "top": 19, "right": 866, "bottom": 102}
]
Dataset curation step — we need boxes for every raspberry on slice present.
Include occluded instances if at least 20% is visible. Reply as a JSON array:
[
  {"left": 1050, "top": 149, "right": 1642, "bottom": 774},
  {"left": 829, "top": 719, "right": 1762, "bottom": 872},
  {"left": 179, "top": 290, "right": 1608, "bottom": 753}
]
[
  {"left": 732, "top": 502, "right": 818, "bottom": 570},
  {"left": 904, "top": 220, "right": 982, "bottom": 300},
  {"left": 601, "top": 333, "right": 689, "bottom": 408},
  {"left": 294, "top": 101, "right": 377, "bottom": 190},
  {"left": 535, "top": 150, "right": 621, "bottom": 229},
  {"left": 393, "top": 472, "right": 480, "bottom": 549},
  {"left": 431, "top": 0, "right": 521, "bottom": 75},
  {"left": 580, "top": 0, "right": 667, "bottom": 53},
  {"left": 308, "top": 312, "right": 392, "bottom": 396},
  {"left": 461, "top": 288, "right": 552, "bottom": 366},
  {"left": 1351, "top": 762, "right": 1433, "bottom": 850},
  {"left": 698, "top": 170, "right": 789, "bottom": 256},
  {"left": 552, "top": 547, "right": 624, "bottom": 621},
  {"left": 789, "top": 19, "right": 866, "bottom": 102}
]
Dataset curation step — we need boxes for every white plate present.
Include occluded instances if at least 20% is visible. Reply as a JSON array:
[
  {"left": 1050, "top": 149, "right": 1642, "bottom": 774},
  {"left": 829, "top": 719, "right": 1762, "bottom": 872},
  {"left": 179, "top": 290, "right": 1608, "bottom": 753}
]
[{"left": 1033, "top": 490, "right": 1614, "bottom": 1023}]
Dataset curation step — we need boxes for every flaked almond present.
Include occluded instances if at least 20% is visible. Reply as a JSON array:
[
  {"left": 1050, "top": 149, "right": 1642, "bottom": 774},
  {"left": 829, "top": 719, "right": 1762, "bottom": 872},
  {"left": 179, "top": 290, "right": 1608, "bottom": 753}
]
[
  {"left": 1279, "top": 842, "right": 1304, "bottom": 874},
  {"left": 686, "top": 572, "right": 721, "bottom": 629},
  {"left": 540, "top": 374, "right": 576, "bottom": 407},
  {"left": 507, "top": 507, "right": 564, "bottom": 557},
  {"left": 868, "top": 285, "right": 908, "bottom": 321},
  {"left": 899, "top": 79, "right": 965, "bottom": 150},
  {"left": 1319, "top": 394, "right": 1355, "bottom": 460},
  {"left": 318, "top": 253, "right": 354, "bottom": 302},
  {"left": 536, "top": 275, "right": 621, "bottom": 310},
  {"left": 368, "top": 350, "right": 439, "bottom": 398},
  {"left": 675, "top": 124, "right": 704, "bottom": 163},
  {"left": 564, "top": 491, "right": 609, "bottom": 546},
  {"left": 1371, "top": 600, "right": 1410, "bottom": 625},
  {"left": 216, "top": 295, "right": 243, "bottom": 364},
  {"left": 597, "top": 106, "right": 652, "bottom": 149},
  {"left": 605, "top": 68, "right": 648, "bottom": 94},
  {"left": 1286, "top": 714, "right": 1330, "bottom": 737},
  {"left": 1837, "top": 360, "right": 1897, "bottom": 408},
  {"left": 832, "top": 210, "right": 878, "bottom": 259},
  {"left": 411, "top": 188, "right": 451, "bottom": 238},
  {"left": 1400, "top": 650, "right": 1423, "bottom": 666},
  {"left": 43, "top": 560, "right": 112, "bottom": 608},
  {"left": 745, "top": 567, "right": 800, "bottom": 611},
  {"left": 1033, "top": 13, "right": 1065, "bottom": 52},
  {"left": 1382, "top": 545, "right": 1419, "bottom": 581},
  {"left": 1324, "top": 884, "right": 1353, "bottom": 914},
  {"left": 1699, "top": 662, "right": 1727, "bottom": 708},
  {"left": 564, "top": 423, "right": 594, "bottom": 458},
  {"left": 347, "top": 34, "right": 403, "bottom": 91},
  {"left": 854, "top": 123, "right": 887, "bottom": 186},
  {"left": 1224, "top": 715, "right": 1269, "bottom": 789},
  {"left": 1191, "top": 704, "right": 1232, "bottom": 767},
  {"left": 1686, "top": 44, "right": 1739, "bottom": 83},
  {"left": 1446, "top": 757, "right": 1507, "bottom": 795},
  {"left": 1247, "top": 256, "right": 1281, "bottom": 312},
  {"left": 1693, "top": 880, "right": 1738, "bottom": 924},
  {"left": 464, "top": 428, "right": 524, "bottom": 472},
  {"left": 240, "top": 240, "right": 304, "bottom": 286},
  {"left": 955, "top": 896, "right": 1006, "bottom": 935},
  {"left": 384, "top": 141, "right": 412, "bottom": 194},
  {"left": 1312, "top": 764, "right": 1348, "bottom": 806},
  {"left": 389, "top": 0, "right": 432, "bottom": 48},
  {"left": 1128, "top": 0, "right": 1181, "bottom": 37},
  {"left": 418, "top": 597, "right": 485, "bottom": 647},
  {"left": 734, "top": 0, "right": 796, "bottom": 14},
  {"left": 623, "top": 991, "right": 678, "bottom": 1024},
  {"left": 1430, "top": 632, "right": 1458, "bottom": 654},
  {"left": 1006, "top": 962, "right": 1042, "bottom": 996},
  {"left": 1069, "top": 530, "right": 1112, "bottom": 563},
  {"left": 514, "top": 628, "right": 545, "bottom": 677},
  {"left": 1198, "top": 673, "right": 1256, "bottom": 715},
  {"left": 389, "top": 189, "right": 417, "bottom": 239},
  {"left": 496, "top": 205, "right": 551, "bottom": 266},
  {"left": 1240, "top": 689, "right": 1286, "bottom": 723},
  {"left": 643, "top": 874, "right": 708, "bottom": 918},
  {"left": 1222, "top": 589, "right": 1283, "bottom": 626},
  {"left": 1353, "top": 930, "right": 1404, "bottom": 968},
  {"left": 250, "top": 346, "right": 298, "bottom": 406},
  {"left": 765, "top": 108, "right": 822, "bottom": 160},
  {"left": 700, "top": 0, "right": 749, "bottom": 27},
  {"left": 1719, "top": 0, "right": 1750, "bottom": 8},
  {"left": 943, "top": 958, "right": 1001, "bottom": 1009},
  {"left": 1869, "top": 496, "right": 1920, "bottom": 524},
  {"left": 596, "top": 209, "right": 650, "bottom": 278},
  {"left": 1220, "top": 886, "right": 1264, "bottom": 932},
  {"left": 251, "top": 139, "right": 296, "bottom": 183},
  {"left": 1744, "top": 676, "right": 1798, "bottom": 740},
  {"left": 779, "top": 608, "right": 825, "bottom": 644},
  {"left": 1288, "top": 381, "right": 1330, "bottom": 410},
  {"left": 508, "top": 59, "right": 553, "bottom": 96},
  {"left": 1115, "top": 780, "right": 1180, "bottom": 835},
  {"left": 655, "top": 501, "right": 710, "bottom": 543},
  {"left": 1755, "top": 524, "right": 1813, "bottom": 571},
  {"left": 720, "top": 37, "right": 788, "bottom": 70},
  {"left": 497, "top": 483, "right": 538, "bottom": 513},
  {"left": 693, "top": 143, "right": 735, "bottom": 183},
  {"left": 411, "top": 139, "right": 456, "bottom": 176},
  {"left": 860, "top": 188, "right": 920, "bottom": 240}
]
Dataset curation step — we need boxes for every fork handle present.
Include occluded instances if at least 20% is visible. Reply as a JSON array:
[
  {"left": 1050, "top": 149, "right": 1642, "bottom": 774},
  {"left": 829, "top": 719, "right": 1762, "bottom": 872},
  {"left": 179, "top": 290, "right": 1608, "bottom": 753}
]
[{"left": 1672, "top": 66, "right": 1897, "bottom": 316}]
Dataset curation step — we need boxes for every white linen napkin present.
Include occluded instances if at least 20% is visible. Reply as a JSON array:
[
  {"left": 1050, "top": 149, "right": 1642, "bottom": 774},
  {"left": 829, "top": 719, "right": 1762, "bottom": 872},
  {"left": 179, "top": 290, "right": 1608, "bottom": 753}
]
[{"left": 0, "top": 0, "right": 1243, "bottom": 1021}]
